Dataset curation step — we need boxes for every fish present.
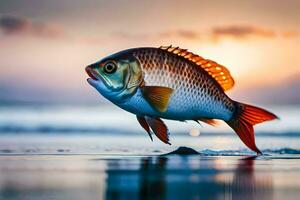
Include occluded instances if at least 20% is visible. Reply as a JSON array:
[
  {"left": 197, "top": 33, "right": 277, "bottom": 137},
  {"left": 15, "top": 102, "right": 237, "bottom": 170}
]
[{"left": 85, "top": 45, "right": 278, "bottom": 154}]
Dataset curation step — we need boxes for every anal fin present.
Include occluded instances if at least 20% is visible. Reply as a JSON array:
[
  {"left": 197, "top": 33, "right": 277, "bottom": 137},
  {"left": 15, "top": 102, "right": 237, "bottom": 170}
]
[
  {"left": 145, "top": 116, "right": 171, "bottom": 145},
  {"left": 136, "top": 116, "right": 153, "bottom": 141}
]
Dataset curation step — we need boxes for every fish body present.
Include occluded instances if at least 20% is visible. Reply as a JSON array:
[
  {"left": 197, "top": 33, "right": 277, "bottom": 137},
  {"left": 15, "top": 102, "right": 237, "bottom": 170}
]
[
  {"left": 86, "top": 46, "right": 278, "bottom": 153},
  {"left": 91, "top": 47, "right": 234, "bottom": 120}
]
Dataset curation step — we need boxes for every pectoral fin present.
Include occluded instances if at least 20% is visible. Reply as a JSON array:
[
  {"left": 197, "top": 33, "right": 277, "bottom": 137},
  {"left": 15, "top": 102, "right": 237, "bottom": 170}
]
[
  {"left": 136, "top": 115, "right": 153, "bottom": 141},
  {"left": 141, "top": 86, "right": 173, "bottom": 112},
  {"left": 145, "top": 116, "right": 171, "bottom": 145}
]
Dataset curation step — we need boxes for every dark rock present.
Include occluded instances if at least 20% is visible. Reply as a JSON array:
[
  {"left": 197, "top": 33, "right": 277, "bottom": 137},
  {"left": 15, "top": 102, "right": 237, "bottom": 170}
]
[{"left": 163, "top": 146, "right": 200, "bottom": 155}]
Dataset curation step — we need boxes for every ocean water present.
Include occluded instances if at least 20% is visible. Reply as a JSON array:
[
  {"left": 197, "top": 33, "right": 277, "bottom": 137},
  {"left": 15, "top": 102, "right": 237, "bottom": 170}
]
[
  {"left": 0, "top": 105, "right": 299, "bottom": 200},
  {"left": 1, "top": 104, "right": 300, "bottom": 135},
  {"left": 0, "top": 104, "right": 300, "bottom": 155}
]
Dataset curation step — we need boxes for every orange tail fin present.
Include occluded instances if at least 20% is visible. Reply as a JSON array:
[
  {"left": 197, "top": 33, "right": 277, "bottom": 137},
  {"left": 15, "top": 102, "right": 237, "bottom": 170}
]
[{"left": 226, "top": 102, "right": 278, "bottom": 154}]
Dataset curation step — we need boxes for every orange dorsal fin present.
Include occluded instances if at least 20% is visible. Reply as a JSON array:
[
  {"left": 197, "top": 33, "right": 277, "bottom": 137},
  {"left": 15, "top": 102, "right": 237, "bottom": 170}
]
[{"left": 159, "top": 45, "right": 235, "bottom": 91}]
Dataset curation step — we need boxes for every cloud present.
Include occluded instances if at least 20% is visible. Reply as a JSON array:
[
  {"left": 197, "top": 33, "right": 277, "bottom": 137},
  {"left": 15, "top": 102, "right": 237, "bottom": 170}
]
[
  {"left": 112, "top": 29, "right": 201, "bottom": 40},
  {"left": 2, "top": 16, "right": 297, "bottom": 44},
  {"left": 211, "top": 25, "right": 276, "bottom": 39},
  {"left": 0, "top": 15, "right": 66, "bottom": 39},
  {"left": 114, "top": 29, "right": 200, "bottom": 41},
  {"left": 114, "top": 25, "right": 299, "bottom": 42},
  {"left": 0, "top": 15, "right": 30, "bottom": 33},
  {"left": 0, "top": 16, "right": 298, "bottom": 46},
  {"left": 0, "top": 15, "right": 107, "bottom": 45},
  {"left": 281, "top": 30, "right": 299, "bottom": 38}
]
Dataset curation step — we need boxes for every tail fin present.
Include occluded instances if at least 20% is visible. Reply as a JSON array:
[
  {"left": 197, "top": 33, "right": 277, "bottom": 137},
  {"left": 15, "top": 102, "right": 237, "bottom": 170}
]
[{"left": 226, "top": 102, "right": 278, "bottom": 154}]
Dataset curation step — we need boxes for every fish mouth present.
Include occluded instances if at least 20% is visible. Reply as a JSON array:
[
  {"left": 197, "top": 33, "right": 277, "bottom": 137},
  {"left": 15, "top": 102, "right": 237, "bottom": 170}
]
[
  {"left": 85, "top": 66, "right": 98, "bottom": 80},
  {"left": 85, "top": 65, "right": 109, "bottom": 89}
]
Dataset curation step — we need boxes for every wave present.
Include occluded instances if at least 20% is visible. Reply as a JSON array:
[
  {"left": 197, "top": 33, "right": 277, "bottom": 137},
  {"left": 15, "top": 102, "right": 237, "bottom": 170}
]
[
  {"left": 1, "top": 125, "right": 300, "bottom": 137},
  {"left": 0, "top": 125, "right": 137, "bottom": 135},
  {"left": 0, "top": 146, "right": 299, "bottom": 155},
  {"left": 198, "top": 148, "right": 300, "bottom": 156}
]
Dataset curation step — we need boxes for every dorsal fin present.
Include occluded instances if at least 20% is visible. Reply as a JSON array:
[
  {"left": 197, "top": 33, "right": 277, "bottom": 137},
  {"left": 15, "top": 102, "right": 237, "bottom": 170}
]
[{"left": 159, "top": 45, "right": 235, "bottom": 91}]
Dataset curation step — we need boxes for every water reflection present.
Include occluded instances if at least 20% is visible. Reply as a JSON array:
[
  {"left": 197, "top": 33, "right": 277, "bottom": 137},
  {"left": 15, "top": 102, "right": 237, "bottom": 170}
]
[
  {"left": 139, "top": 157, "right": 167, "bottom": 200},
  {"left": 229, "top": 157, "right": 273, "bottom": 200},
  {"left": 105, "top": 156, "right": 273, "bottom": 200},
  {"left": 0, "top": 155, "right": 277, "bottom": 200}
]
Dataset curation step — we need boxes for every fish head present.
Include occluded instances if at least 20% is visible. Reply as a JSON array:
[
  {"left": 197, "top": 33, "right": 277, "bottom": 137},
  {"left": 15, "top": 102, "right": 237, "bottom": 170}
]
[{"left": 85, "top": 51, "right": 143, "bottom": 103}]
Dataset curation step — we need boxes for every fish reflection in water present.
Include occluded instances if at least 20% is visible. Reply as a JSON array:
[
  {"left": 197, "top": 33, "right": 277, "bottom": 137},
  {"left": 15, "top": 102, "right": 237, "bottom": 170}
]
[
  {"left": 228, "top": 157, "right": 273, "bottom": 200},
  {"left": 105, "top": 156, "right": 273, "bottom": 200}
]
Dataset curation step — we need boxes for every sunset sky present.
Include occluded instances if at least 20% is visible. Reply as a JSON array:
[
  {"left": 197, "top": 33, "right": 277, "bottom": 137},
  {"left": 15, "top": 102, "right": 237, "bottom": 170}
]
[{"left": 0, "top": 0, "right": 300, "bottom": 105}]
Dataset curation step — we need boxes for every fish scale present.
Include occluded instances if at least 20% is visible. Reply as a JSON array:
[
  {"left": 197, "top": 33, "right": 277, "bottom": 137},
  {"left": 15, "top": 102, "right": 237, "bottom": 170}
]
[{"left": 133, "top": 48, "right": 234, "bottom": 120}]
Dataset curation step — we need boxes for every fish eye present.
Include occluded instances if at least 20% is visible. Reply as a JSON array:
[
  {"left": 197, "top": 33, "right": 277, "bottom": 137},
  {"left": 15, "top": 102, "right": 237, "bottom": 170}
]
[{"left": 103, "top": 62, "right": 117, "bottom": 74}]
